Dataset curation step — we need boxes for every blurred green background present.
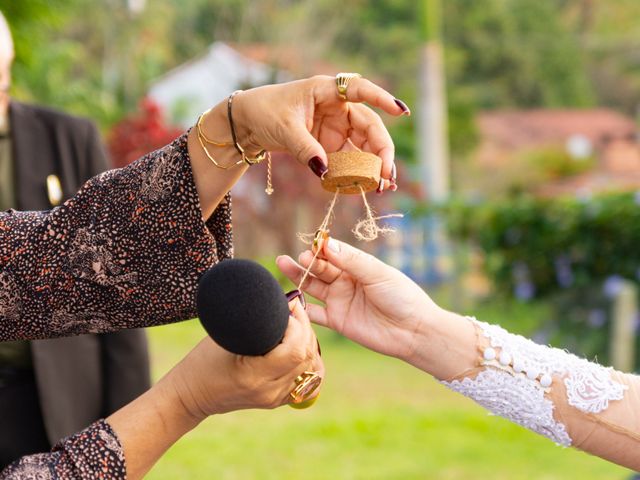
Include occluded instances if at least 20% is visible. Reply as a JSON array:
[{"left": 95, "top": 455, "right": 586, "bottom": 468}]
[
  {"left": 3, "top": 0, "right": 640, "bottom": 477},
  {"left": 145, "top": 314, "right": 630, "bottom": 479}
]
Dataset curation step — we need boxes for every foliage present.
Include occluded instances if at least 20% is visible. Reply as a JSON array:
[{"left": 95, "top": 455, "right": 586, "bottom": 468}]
[
  {"left": 443, "top": 0, "right": 594, "bottom": 109},
  {"left": 438, "top": 191, "right": 640, "bottom": 364},
  {"left": 522, "top": 147, "right": 595, "bottom": 180},
  {"left": 107, "top": 98, "right": 183, "bottom": 168},
  {"left": 2, "top": 0, "right": 618, "bottom": 157}
]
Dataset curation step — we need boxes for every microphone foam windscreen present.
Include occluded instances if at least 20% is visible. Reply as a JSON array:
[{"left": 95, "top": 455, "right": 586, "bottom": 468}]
[{"left": 197, "top": 258, "right": 290, "bottom": 356}]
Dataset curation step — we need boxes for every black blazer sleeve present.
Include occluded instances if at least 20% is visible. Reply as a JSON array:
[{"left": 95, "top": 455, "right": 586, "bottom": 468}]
[{"left": 83, "top": 119, "right": 110, "bottom": 178}]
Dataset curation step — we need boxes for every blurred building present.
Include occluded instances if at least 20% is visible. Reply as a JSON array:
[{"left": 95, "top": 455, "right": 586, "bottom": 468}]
[
  {"left": 148, "top": 42, "right": 292, "bottom": 127},
  {"left": 464, "top": 108, "right": 640, "bottom": 197},
  {"left": 148, "top": 42, "right": 343, "bottom": 128}
]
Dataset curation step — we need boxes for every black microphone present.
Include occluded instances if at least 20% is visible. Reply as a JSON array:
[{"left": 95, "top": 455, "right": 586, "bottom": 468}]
[{"left": 196, "top": 258, "right": 296, "bottom": 356}]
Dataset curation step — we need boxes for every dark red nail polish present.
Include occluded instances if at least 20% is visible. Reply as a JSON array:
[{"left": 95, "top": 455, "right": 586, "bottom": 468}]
[
  {"left": 391, "top": 163, "right": 397, "bottom": 184},
  {"left": 308, "top": 156, "right": 328, "bottom": 178},
  {"left": 285, "top": 289, "right": 306, "bottom": 309},
  {"left": 394, "top": 98, "right": 411, "bottom": 115}
]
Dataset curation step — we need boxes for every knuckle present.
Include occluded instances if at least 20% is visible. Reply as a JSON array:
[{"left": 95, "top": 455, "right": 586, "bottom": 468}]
[
  {"left": 310, "top": 74, "right": 331, "bottom": 85},
  {"left": 237, "top": 372, "right": 254, "bottom": 391},
  {"left": 314, "top": 259, "right": 329, "bottom": 276},
  {"left": 290, "top": 345, "right": 307, "bottom": 364}
]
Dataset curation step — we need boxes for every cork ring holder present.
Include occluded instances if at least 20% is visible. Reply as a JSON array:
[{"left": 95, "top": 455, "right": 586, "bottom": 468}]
[
  {"left": 294, "top": 150, "right": 403, "bottom": 293},
  {"left": 321, "top": 151, "right": 382, "bottom": 194}
]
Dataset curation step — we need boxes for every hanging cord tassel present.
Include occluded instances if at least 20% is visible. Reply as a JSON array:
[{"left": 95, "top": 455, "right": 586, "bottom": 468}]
[
  {"left": 353, "top": 185, "right": 404, "bottom": 241},
  {"left": 297, "top": 188, "right": 340, "bottom": 291}
]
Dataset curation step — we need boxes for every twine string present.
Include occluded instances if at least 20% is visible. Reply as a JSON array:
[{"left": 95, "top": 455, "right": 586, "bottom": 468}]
[
  {"left": 352, "top": 185, "right": 404, "bottom": 241},
  {"left": 296, "top": 182, "right": 404, "bottom": 291},
  {"left": 297, "top": 188, "right": 340, "bottom": 291}
]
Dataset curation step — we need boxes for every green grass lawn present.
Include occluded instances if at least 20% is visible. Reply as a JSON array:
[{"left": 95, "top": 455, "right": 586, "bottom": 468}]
[{"left": 144, "top": 318, "right": 633, "bottom": 480}]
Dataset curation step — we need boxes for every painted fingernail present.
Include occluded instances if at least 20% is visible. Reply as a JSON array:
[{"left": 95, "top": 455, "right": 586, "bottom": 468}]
[
  {"left": 376, "top": 178, "right": 385, "bottom": 195},
  {"left": 394, "top": 98, "right": 411, "bottom": 116},
  {"left": 327, "top": 238, "right": 340, "bottom": 253},
  {"left": 308, "top": 156, "right": 328, "bottom": 178},
  {"left": 389, "top": 184, "right": 398, "bottom": 192},
  {"left": 285, "top": 289, "right": 306, "bottom": 309}
]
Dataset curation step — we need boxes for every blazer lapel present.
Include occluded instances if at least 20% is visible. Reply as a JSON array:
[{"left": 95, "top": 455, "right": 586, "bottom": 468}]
[{"left": 10, "top": 101, "right": 57, "bottom": 210}]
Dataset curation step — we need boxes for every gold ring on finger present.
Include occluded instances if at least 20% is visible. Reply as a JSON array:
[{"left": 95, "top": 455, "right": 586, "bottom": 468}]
[
  {"left": 335, "top": 72, "right": 362, "bottom": 101},
  {"left": 289, "top": 371, "right": 322, "bottom": 405}
]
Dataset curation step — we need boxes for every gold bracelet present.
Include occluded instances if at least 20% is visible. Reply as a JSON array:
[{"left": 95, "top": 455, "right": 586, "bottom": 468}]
[
  {"left": 197, "top": 109, "right": 233, "bottom": 147},
  {"left": 227, "top": 90, "right": 268, "bottom": 165},
  {"left": 196, "top": 94, "right": 274, "bottom": 195},
  {"left": 196, "top": 113, "right": 244, "bottom": 170}
]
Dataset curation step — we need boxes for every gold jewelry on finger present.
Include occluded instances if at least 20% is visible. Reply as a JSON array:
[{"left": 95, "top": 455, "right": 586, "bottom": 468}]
[
  {"left": 335, "top": 72, "right": 362, "bottom": 101},
  {"left": 289, "top": 371, "right": 322, "bottom": 405},
  {"left": 289, "top": 393, "right": 319, "bottom": 410}
]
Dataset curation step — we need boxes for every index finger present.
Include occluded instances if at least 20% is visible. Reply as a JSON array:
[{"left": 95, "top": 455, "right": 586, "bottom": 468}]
[{"left": 343, "top": 77, "right": 410, "bottom": 117}]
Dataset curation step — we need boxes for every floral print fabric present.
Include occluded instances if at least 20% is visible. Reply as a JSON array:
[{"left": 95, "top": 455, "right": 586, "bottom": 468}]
[{"left": 0, "top": 133, "right": 233, "bottom": 478}]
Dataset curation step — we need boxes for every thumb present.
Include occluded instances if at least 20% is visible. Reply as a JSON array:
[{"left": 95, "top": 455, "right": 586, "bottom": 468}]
[
  {"left": 321, "top": 237, "right": 389, "bottom": 284},
  {"left": 281, "top": 120, "right": 328, "bottom": 177}
]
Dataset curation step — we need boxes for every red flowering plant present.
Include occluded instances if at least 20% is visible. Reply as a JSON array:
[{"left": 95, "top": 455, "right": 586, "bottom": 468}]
[{"left": 108, "top": 98, "right": 184, "bottom": 168}]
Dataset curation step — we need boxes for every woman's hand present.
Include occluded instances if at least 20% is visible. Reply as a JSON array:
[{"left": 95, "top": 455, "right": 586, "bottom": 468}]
[
  {"left": 276, "top": 238, "right": 442, "bottom": 363},
  {"left": 232, "top": 75, "right": 409, "bottom": 181},
  {"left": 163, "top": 298, "right": 323, "bottom": 421},
  {"left": 108, "top": 298, "right": 323, "bottom": 479},
  {"left": 190, "top": 75, "right": 407, "bottom": 218}
]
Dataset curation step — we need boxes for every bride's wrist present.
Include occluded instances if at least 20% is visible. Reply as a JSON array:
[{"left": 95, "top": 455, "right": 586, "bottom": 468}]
[{"left": 404, "top": 308, "right": 478, "bottom": 381}]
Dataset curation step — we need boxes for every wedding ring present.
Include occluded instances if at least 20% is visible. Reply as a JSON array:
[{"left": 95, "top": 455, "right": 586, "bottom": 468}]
[
  {"left": 289, "top": 371, "right": 322, "bottom": 406},
  {"left": 335, "top": 72, "right": 362, "bottom": 101}
]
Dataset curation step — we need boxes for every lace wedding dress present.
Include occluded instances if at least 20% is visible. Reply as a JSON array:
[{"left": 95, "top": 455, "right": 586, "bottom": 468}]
[{"left": 441, "top": 317, "right": 639, "bottom": 468}]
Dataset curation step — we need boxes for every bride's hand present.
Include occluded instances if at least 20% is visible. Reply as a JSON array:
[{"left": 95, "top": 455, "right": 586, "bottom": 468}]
[{"left": 276, "top": 238, "right": 441, "bottom": 362}]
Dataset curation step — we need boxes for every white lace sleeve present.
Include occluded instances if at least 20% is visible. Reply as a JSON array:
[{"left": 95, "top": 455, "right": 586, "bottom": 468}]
[{"left": 441, "top": 317, "right": 628, "bottom": 447}]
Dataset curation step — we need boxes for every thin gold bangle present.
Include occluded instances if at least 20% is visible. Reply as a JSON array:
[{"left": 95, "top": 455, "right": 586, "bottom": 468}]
[
  {"left": 197, "top": 109, "right": 233, "bottom": 147},
  {"left": 196, "top": 115, "right": 244, "bottom": 170}
]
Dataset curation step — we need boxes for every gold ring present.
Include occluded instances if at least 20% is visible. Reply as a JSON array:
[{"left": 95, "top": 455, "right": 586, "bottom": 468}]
[
  {"left": 289, "top": 371, "right": 322, "bottom": 405},
  {"left": 335, "top": 72, "right": 362, "bottom": 101}
]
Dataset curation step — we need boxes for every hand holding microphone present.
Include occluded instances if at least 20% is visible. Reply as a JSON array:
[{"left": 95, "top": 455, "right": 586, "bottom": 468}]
[
  {"left": 174, "top": 258, "right": 324, "bottom": 418},
  {"left": 106, "top": 260, "right": 323, "bottom": 480}
]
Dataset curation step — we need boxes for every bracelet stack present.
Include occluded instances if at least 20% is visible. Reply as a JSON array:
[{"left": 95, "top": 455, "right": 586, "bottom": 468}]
[{"left": 196, "top": 90, "right": 273, "bottom": 194}]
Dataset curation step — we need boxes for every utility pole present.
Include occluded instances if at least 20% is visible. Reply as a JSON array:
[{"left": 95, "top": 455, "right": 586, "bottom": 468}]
[{"left": 418, "top": 0, "right": 449, "bottom": 202}]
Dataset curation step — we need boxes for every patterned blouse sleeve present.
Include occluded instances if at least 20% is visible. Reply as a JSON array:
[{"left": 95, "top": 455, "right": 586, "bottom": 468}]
[
  {"left": 0, "top": 420, "right": 125, "bottom": 479},
  {"left": 0, "top": 132, "right": 233, "bottom": 342}
]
